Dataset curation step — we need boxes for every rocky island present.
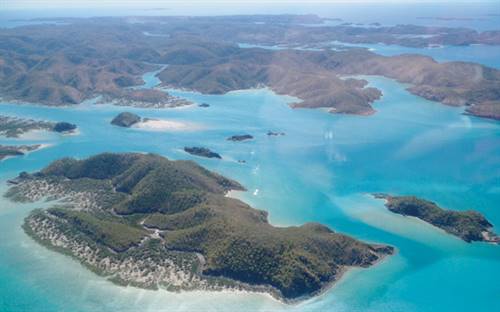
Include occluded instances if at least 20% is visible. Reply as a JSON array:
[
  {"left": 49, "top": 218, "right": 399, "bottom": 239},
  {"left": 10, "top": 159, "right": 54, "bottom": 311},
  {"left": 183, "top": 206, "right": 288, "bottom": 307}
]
[
  {"left": 227, "top": 134, "right": 253, "bottom": 142},
  {"left": 6, "top": 153, "right": 393, "bottom": 301},
  {"left": 53, "top": 122, "right": 77, "bottom": 133},
  {"left": 267, "top": 131, "right": 286, "bottom": 136},
  {"left": 184, "top": 147, "right": 222, "bottom": 159},
  {"left": 375, "top": 194, "right": 499, "bottom": 243},
  {"left": 111, "top": 112, "right": 142, "bottom": 128}
]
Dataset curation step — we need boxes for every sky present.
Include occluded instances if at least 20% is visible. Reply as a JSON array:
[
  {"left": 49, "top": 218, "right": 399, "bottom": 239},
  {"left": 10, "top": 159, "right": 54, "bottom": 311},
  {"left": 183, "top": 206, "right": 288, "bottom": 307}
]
[{"left": 2, "top": 0, "right": 495, "bottom": 10}]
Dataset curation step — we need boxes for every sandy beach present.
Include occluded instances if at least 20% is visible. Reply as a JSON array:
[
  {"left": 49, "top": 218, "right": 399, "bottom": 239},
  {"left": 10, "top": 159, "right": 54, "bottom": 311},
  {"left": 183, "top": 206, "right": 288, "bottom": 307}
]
[{"left": 133, "top": 118, "right": 203, "bottom": 132}]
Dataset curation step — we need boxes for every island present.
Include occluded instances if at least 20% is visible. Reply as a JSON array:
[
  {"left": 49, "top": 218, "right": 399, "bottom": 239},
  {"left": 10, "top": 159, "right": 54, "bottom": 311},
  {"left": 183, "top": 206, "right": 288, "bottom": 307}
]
[
  {"left": 0, "top": 144, "right": 42, "bottom": 161},
  {"left": 111, "top": 112, "right": 141, "bottom": 128},
  {"left": 0, "top": 115, "right": 77, "bottom": 137},
  {"left": 184, "top": 147, "right": 222, "bottom": 159},
  {"left": 0, "top": 16, "right": 498, "bottom": 120},
  {"left": 227, "top": 134, "right": 254, "bottom": 142},
  {"left": 53, "top": 122, "right": 77, "bottom": 133},
  {"left": 5, "top": 153, "right": 393, "bottom": 301},
  {"left": 267, "top": 131, "right": 286, "bottom": 136},
  {"left": 111, "top": 112, "right": 199, "bottom": 132},
  {"left": 375, "top": 194, "right": 499, "bottom": 243}
]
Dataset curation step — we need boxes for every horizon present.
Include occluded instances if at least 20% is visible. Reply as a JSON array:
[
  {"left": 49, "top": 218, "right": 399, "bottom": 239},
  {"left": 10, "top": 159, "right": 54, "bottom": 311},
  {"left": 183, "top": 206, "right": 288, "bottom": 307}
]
[{"left": 2, "top": 0, "right": 498, "bottom": 10}]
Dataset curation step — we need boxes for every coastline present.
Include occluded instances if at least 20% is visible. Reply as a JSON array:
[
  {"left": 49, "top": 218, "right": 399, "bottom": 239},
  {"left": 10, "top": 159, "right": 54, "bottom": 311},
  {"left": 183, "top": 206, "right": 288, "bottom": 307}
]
[
  {"left": 0, "top": 143, "right": 52, "bottom": 162},
  {"left": 132, "top": 118, "right": 203, "bottom": 132},
  {"left": 22, "top": 217, "right": 392, "bottom": 305},
  {"left": 9, "top": 176, "right": 394, "bottom": 306}
]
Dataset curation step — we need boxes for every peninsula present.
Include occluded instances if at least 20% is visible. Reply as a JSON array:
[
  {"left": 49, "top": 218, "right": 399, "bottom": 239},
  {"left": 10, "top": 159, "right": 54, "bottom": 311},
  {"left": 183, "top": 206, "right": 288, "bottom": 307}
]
[{"left": 6, "top": 153, "right": 393, "bottom": 301}]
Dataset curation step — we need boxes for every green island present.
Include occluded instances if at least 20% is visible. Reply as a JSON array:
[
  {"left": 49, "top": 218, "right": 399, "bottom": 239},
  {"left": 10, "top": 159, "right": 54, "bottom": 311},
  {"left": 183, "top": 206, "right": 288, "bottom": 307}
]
[
  {"left": 184, "top": 147, "right": 222, "bottom": 159},
  {"left": 375, "top": 194, "right": 499, "bottom": 243},
  {"left": 227, "top": 134, "right": 254, "bottom": 142},
  {"left": 6, "top": 153, "right": 393, "bottom": 301}
]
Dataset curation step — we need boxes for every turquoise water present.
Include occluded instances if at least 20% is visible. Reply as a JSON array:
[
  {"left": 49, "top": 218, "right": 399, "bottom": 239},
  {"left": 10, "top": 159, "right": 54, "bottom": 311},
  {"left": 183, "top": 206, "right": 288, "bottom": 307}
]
[{"left": 1, "top": 68, "right": 499, "bottom": 311}]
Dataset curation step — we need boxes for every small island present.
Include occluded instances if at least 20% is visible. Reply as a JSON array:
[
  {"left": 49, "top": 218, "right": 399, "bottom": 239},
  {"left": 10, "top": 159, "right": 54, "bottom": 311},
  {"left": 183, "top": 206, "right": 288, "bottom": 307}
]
[
  {"left": 267, "top": 131, "right": 285, "bottom": 136},
  {"left": 99, "top": 89, "right": 192, "bottom": 109},
  {"left": 184, "top": 147, "right": 222, "bottom": 159},
  {"left": 6, "top": 153, "right": 393, "bottom": 302},
  {"left": 375, "top": 194, "right": 499, "bottom": 244},
  {"left": 53, "top": 122, "right": 77, "bottom": 133},
  {"left": 0, "top": 115, "right": 77, "bottom": 137},
  {"left": 227, "top": 134, "right": 253, "bottom": 142},
  {"left": 111, "top": 112, "right": 142, "bottom": 128},
  {"left": 111, "top": 112, "right": 199, "bottom": 132},
  {"left": 0, "top": 144, "right": 42, "bottom": 161}
]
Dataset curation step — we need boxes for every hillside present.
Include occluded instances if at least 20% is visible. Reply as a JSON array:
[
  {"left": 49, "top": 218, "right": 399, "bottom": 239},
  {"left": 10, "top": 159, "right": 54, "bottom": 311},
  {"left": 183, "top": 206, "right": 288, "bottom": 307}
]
[{"left": 7, "top": 153, "right": 393, "bottom": 301}]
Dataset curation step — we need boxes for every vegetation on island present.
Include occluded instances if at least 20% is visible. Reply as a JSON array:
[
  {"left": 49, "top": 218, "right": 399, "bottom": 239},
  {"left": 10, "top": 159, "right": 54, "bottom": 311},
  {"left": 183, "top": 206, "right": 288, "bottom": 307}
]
[
  {"left": 0, "top": 16, "right": 499, "bottom": 119},
  {"left": 227, "top": 134, "right": 253, "bottom": 142},
  {"left": 376, "top": 194, "right": 499, "bottom": 243},
  {"left": 184, "top": 147, "right": 222, "bottom": 159},
  {"left": 7, "top": 153, "right": 393, "bottom": 301},
  {"left": 53, "top": 122, "right": 77, "bottom": 133}
]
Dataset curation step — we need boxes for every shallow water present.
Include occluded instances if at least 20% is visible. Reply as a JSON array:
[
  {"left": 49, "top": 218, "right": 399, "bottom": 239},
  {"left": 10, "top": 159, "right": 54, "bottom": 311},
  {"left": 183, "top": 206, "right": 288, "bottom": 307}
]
[{"left": 1, "top": 66, "right": 499, "bottom": 311}]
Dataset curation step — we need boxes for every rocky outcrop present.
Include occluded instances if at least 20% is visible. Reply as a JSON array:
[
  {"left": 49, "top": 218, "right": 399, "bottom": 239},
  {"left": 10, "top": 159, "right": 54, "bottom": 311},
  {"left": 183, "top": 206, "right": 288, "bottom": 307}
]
[
  {"left": 111, "top": 112, "right": 141, "bottom": 128},
  {"left": 184, "top": 147, "right": 222, "bottom": 159}
]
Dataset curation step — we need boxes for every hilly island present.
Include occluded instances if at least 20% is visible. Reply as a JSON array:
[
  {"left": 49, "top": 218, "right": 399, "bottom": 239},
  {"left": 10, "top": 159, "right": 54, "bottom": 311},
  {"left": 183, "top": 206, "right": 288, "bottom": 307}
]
[
  {"left": 6, "top": 153, "right": 393, "bottom": 301},
  {"left": 1, "top": 15, "right": 499, "bottom": 119}
]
